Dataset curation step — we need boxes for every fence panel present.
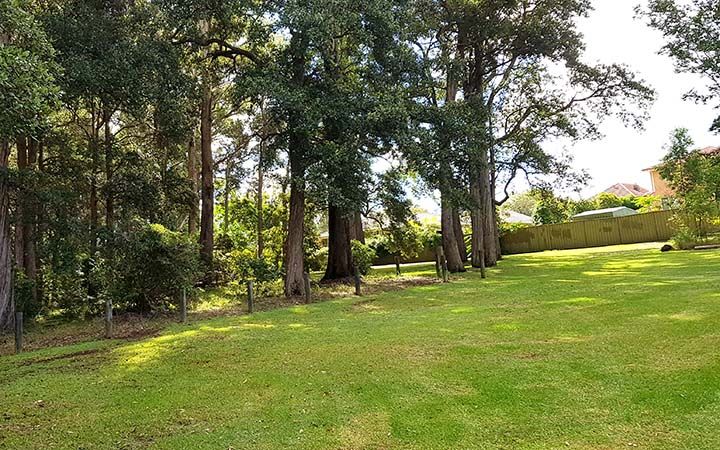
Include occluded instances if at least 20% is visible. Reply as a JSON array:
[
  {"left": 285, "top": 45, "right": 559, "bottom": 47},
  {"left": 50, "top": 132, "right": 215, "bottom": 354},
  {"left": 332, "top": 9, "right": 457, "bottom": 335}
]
[{"left": 501, "top": 210, "right": 676, "bottom": 255}]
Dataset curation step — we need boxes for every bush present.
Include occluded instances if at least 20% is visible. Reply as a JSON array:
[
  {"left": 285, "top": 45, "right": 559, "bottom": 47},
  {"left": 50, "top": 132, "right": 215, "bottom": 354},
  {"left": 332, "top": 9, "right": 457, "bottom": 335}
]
[
  {"left": 217, "top": 248, "right": 282, "bottom": 284},
  {"left": 672, "top": 226, "right": 700, "bottom": 250},
  {"left": 351, "top": 240, "right": 377, "bottom": 275},
  {"left": 106, "top": 223, "right": 201, "bottom": 313}
]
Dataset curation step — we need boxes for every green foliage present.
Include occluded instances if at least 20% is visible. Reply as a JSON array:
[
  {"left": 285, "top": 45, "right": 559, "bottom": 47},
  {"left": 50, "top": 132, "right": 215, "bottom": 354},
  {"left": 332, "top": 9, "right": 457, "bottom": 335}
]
[
  {"left": 660, "top": 128, "right": 720, "bottom": 239},
  {"left": 105, "top": 223, "right": 200, "bottom": 313},
  {"left": 0, "top": 0, "right": 58, "bottom": 139},
  {"left": 351, "top": 240, "right": 376, "bottom": 275},
  {"left": 643, "top": 1, "right": 720, "bottom": 132}
]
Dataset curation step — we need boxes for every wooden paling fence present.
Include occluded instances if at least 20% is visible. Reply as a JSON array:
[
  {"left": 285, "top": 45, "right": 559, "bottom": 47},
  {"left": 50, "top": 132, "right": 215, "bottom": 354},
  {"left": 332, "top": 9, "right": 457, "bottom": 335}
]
[{"left": 500, "top": 210, "right": 676, "bottom": 255}]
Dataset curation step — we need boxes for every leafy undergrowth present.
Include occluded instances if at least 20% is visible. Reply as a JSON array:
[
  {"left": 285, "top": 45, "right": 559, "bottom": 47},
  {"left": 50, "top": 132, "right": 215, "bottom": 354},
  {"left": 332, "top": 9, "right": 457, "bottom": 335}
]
[{"left": 2, "top": 243, "right": 720, "bottom": 449}]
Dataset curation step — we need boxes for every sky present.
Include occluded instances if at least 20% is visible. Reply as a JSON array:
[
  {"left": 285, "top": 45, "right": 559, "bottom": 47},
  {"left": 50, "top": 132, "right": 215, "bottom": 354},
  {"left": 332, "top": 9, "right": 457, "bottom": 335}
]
[{"left": 567, "top": 0, "right": 718, "bottom": 197}]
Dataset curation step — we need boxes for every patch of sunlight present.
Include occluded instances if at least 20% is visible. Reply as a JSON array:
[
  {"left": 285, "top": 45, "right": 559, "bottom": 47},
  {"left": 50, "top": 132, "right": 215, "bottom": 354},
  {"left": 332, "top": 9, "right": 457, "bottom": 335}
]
[
  {"left": 339, "top": 412, "right": 394, "bottom": 449},
  {"left": 582, "top": 270, "right": 637, "bottom": 277},
  {"left": 554, "top": 279, "right": 580, "bottom": 283},
  {"left": 547, "top": 297, "right": 600, "bottom": 305},
  {"left": 647, "top": 312, "right": 705, "bottom": 322},
  {"left": 492, "top": 322, "right": 521, "bottom": 331},
  {"left": 288, "top": 323, "right": 312, "bottom": 330},
  {"left": 117, "top": 329, "right": 200, "bottom": 370},
  {"left": 291, "top": 306, "right": 310, "bottom": 315},
  {"left": 554, "top": 334, "right": 587, "bottom": 343},
  {"left": 241, "top": 323, "right": 276, "bottom": 329},
  {"left": 450, "top": 307, "right": 476, "bottom": 314}
]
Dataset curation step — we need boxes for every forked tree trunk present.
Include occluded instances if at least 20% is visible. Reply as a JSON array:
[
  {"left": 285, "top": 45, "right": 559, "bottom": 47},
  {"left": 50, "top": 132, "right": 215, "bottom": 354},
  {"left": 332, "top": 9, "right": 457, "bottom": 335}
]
[
  {"left": 452, "top": 208, "right": 467, "bottom": 262},
  {"left": 441, "top": 191, "right": 466, "bottom": 273},
  {"left": 0, "top": 140, "right": 13, "bottom": 331},
  {"left": 323, "top": 205, "right": 354, "bottom": 281},
  {"left": 187, "top": 135, "right": 198, "bottom": 235},
  {"left": 199, "top": 86, "right": 214, "bottom": 277}
]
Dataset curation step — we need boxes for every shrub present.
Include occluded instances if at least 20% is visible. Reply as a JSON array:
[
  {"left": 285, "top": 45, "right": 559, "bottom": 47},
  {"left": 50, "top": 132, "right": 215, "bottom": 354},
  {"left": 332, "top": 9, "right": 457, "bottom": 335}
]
[
  {"left": 672, "top": 226, "right": 700, "bottom": 250},
  {"left": 351, "top": 240, "right": 377, "bottom": 275},
  {"left": 106, "top": 223, "right": 201, "bottom": 313}
]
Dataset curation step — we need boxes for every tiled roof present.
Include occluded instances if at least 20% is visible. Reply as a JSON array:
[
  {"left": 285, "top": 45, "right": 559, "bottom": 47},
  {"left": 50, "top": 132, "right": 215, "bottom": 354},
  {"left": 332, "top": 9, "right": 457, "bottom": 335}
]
[{"left": 603, "top": 183, "right": 650, "bottom": 197}]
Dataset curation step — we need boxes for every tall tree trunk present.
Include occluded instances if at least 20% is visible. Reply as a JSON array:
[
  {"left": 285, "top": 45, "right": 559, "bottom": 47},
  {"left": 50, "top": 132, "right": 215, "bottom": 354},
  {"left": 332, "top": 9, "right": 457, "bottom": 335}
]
[
  {"left": 480, "top": 155, "right": 498, "bottom": 267},
  {"left": 103, "top": 109, "right": 114, "bottom": 231},
  {"left": 323, "top": 206, "right": 354, "bottom": 281},
  {"left": 284, "top": 32, "right": 309, "bottom": 297},
  {"left": 348, "top": 212, "right": 365, "bottom": 244},
  {"left": 452, "top": 208, "right": 467, "bottom": 262},
  {"left": 256, "top": 151, "right": 264, "bottom": 258},
  {"left": 199, "top": 86, "right": 214, "bottom": 278},
  {"left": 23, "top": 139, "right": 38, "bottom": 304},
  {"left": 470, "top": 173, "right": 486, "bottom": 270},
  {"left": 187, "top": 135, "right": 198, "bottom": 235},
  {"left": 441, "top": 189, "right": 466, "bottom": 273},
  {"left": 89, "top": 107, "right": 99, "bottom": 255},
  {"left": 14, "top": 138, "right": 27, "bottom": 269},
  {"left": 0, "top": 140, "right": 13, "bottom": 331},
  {"left": 440, "top": 56, "right": 465, "bottom": 273},
  {"left": 223, "top": 160, "right": 230, "bottom": 235},
  {"left": 284, "top": 149, "right": 306, "bottom": 297}
]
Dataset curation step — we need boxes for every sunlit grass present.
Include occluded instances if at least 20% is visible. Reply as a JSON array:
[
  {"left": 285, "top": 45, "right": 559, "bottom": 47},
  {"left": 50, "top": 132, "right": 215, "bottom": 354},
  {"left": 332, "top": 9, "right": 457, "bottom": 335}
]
[{"left": 2, "top": 243, "right": 720, "bottom": 449}]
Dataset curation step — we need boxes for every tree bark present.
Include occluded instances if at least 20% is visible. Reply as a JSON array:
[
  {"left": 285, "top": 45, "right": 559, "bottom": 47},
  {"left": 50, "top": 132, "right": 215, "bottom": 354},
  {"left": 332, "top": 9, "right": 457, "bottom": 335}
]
[
  {"left": 323, "top": 206, "right": 354, "bottom": 281},
  {"left": 103, "top": 109, "right": 114, "bottom": 231},
  {"left": 348, "top": 212, "right": 365, "bottom": 244},
  {"left": 284, "top": 149, "right": 306, "bottom": 296},
  {"left": 441, "top": 190, "right": 466, "bottom": 273},
  {"left": 481, "top": 156, "right": 498, "bottom": 267},
  {"left": 470, "top": 173, "right": 486, "bottom": 270},
  {"left": 256, "top": 150, "right": 264, "bottom": 258},
  {"left": 23, "top": 139, "right": 38, "bottom": 304},
  {"left": 0, "top": 140, "right": 13, "bottom": 331},
  {"left": 200, "top": 86, "right": 214, "bottom": 277},
  {"left": 89, "top": 107, "right": 99, "bottom": 255},
  {"left": 452, "top": 208, "right": 468, "bottom": 262},
  {"left": 284, "top": 32, "right": 309, "bottom": 297},
  {"left": 187, "top": 135, "right": 198, "bottom": 235},
  {"left": 14, "top": 138, "right": 27, "bottom": 269}
]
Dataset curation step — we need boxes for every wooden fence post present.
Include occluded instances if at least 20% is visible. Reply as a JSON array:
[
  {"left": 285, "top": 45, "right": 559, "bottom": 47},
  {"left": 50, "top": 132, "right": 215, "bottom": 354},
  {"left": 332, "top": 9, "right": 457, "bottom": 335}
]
[
  {"left": 14, "top": 312, "right": 23, "bottom": 354},
  {"left": 303, "top": 272, "right": 311, "bottom": 304},
  {"left": 180, "top": 288, "right": 188, "bottom": 323},
  {"left": 247, "top": 281, "right": 255, "bottom": 314},
  {"left": 104, "top": 298, "right": 113, "bottom": 339},
  {"left": 354, "top": 266, "right": 361, "bottom": 296}
]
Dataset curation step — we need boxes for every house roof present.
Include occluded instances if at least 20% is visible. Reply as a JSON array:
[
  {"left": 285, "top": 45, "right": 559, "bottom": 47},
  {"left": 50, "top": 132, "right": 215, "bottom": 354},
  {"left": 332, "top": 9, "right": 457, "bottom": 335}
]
[
  {"left": 698, "top": 146, "right": 720, "bottom": 155},
  {"left": 603, "top": 183, "right": 650, "bottom": 197},
  {"left": 573, "top": 206, "right": 637, "bottom": 218},
  {"left": 644, "top": 145, "right": 720, "bottom": 171}
]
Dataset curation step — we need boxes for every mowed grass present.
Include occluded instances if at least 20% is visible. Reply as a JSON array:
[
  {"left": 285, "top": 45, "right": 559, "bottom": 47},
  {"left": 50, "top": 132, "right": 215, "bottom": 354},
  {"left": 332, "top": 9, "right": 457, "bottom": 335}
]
[{"left": 2, "top": 243, "right": 720, "bottom": 449}]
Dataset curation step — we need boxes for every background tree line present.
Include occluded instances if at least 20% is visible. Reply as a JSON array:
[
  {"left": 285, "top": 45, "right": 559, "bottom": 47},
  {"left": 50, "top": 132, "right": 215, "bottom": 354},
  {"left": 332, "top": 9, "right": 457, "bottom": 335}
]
[{"left": 1, "top": 0, "right": 658, "bottom": 330}]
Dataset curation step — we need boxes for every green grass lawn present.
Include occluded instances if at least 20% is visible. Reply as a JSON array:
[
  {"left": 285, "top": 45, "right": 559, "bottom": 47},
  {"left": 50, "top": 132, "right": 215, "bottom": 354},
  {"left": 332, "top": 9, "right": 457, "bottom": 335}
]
[{"left": 2, "top": 243, "right": 720, "bottom": 449}]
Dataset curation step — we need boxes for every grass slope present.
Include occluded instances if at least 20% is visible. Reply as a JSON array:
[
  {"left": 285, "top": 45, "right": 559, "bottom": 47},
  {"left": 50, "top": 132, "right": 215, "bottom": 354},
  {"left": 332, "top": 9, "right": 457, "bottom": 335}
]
[{"left": 2, "top": 243, "right": 720, "bottom": 449}]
